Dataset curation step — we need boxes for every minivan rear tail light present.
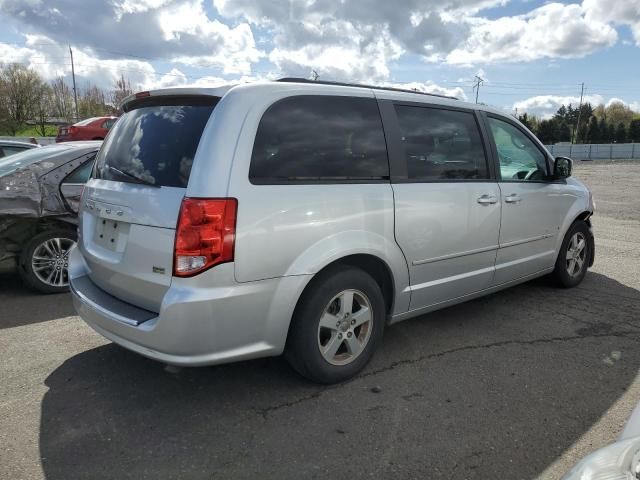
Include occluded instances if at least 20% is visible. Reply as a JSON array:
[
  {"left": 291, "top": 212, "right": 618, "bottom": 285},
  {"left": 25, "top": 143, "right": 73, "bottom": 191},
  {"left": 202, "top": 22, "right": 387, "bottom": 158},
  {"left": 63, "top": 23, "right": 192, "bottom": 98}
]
[{"left": 174, "top": 198, "right": 237, "bottom": 277}]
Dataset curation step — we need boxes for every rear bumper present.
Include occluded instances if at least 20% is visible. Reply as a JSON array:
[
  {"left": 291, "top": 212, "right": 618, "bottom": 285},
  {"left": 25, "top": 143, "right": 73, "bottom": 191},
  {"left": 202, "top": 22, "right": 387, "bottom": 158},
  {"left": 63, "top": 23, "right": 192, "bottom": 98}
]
[{"left": 69, "top": 246, "right": 310, "bottom": 366}]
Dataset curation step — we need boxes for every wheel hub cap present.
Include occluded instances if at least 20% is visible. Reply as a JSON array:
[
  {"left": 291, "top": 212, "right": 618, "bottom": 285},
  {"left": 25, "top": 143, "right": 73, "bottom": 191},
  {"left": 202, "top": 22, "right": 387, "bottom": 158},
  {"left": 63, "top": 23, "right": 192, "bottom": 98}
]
[{"left": 317, "top": 289, "right": 373, "bottom": 366}]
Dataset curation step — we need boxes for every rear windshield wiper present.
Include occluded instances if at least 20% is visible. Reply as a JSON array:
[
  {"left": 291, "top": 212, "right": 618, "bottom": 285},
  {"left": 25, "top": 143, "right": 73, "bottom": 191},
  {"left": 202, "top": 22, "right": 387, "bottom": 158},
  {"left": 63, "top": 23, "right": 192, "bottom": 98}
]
[{"left": 106, "top": 165, "right": 159, "bottom": 188}]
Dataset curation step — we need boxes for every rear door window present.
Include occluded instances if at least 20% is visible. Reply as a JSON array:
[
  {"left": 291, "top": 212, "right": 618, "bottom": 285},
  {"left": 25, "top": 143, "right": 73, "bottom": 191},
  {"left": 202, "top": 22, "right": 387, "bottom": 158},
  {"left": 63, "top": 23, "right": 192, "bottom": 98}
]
[
  {"left": 94, "top": 96, "right": 218, "bottom": 188},
  {"left": 394, "top": 105, "right": 489, "bottom": 181},
  {"left": 249, "top": 95, "right": 389, "bottom": 182}
]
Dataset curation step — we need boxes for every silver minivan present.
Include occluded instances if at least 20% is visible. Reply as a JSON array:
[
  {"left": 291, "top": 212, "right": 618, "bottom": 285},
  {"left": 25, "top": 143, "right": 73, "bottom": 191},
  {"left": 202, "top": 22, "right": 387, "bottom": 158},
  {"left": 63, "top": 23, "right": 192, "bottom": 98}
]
[{"left": 69, "top": 79, "right": 595, "bottom": 383}]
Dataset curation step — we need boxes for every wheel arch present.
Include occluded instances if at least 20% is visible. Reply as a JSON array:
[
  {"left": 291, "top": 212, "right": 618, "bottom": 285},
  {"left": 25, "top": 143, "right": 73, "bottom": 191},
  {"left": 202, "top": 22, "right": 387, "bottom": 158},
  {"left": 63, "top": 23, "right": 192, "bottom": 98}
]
[{"left": 555, "top": 209, "right": 595, "bottom": 267}]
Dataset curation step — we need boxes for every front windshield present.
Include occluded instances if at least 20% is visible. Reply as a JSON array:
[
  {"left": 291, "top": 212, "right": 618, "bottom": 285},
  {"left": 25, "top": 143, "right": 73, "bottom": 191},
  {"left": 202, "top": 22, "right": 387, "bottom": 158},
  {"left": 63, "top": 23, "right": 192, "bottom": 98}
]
[{"left": 0, "top": 145, "right": 74, "bottom": 177}]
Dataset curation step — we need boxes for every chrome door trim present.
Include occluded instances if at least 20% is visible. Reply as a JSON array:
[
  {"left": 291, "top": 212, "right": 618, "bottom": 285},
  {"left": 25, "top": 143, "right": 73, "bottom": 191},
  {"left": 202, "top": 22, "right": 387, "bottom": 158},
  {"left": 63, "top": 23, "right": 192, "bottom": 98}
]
[
  {"left": 412, "top": 244, "right": 500, "bottom": 266},
  {"left": 499, "top": 233, "right": 554, "bottom": 249},
  {"left": 404, "top": 265, "right": 495, "bottom": 293}
]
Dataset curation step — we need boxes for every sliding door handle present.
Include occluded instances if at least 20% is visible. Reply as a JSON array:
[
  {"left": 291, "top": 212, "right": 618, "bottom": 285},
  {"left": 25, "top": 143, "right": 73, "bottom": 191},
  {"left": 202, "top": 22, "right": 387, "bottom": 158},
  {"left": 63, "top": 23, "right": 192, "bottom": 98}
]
[{"left": 477, "top": 195, "right": 498, "bottom": 205}]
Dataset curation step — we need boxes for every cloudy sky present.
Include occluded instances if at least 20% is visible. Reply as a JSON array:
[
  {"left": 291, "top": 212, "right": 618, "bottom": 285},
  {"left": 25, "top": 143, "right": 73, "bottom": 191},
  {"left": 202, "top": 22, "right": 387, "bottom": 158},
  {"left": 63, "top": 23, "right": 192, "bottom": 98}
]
[{"left": 0, "top": 0, "right": 639, "bottom": 117}]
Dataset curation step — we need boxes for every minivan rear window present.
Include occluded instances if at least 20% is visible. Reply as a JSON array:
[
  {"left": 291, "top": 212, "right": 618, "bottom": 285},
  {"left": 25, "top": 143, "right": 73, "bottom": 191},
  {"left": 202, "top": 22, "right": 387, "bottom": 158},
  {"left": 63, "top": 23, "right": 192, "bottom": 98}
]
[
  {"left": 249, "top": 95, "right": 389, "bottom": 183},
  {"left": 94, "top": 96, "right": 218, "bottom": 188}
]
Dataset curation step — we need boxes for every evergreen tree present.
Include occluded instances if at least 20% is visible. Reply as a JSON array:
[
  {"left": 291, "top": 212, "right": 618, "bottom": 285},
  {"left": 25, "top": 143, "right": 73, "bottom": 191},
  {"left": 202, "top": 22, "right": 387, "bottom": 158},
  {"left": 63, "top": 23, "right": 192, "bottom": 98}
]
[
  {"left": 598, "top": 118, "right": 608, "bottom": 142},
  {"left": 558, "top": 122, "right": 571, "bottom": 142},
  {"left": 615, "top": 122, "right": 627, "bottom": 143},
  {"left": 587, "top": 116, "right": 600, "bottom": 143},
  {"left": 628, "top": 119, "right": 640, "bottom": 143},
  {"left": 518, "top": 113, "right": 533, "bottom": 131},
  {"left": 607, "top": 123, "right": 616, "bottom": 142},
  {"left": 537, "top": 120, "right": 558, "bottom": 144}
]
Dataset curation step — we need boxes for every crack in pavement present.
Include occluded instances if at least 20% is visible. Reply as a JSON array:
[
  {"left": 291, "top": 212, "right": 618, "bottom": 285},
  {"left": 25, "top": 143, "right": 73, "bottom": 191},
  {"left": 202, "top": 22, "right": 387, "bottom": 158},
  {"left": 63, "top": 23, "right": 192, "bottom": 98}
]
[{"left": 255, "top": 331, "right": 640, "bottom": 418}]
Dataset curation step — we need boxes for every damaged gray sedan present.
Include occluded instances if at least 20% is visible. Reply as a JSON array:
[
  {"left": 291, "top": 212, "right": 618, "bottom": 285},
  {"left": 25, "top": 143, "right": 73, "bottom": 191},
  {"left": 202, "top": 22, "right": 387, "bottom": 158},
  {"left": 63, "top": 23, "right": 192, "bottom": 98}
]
[{"left": 0, "top": 141, "right": 100, "bottom": 293}]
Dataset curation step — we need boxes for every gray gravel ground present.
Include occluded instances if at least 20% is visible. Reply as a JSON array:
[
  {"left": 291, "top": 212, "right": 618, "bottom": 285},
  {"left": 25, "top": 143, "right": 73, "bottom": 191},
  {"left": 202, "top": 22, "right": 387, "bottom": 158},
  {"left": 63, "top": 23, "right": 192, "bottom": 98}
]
[{"left": 1, "top": 161, "right": 640, "bottom": 480}]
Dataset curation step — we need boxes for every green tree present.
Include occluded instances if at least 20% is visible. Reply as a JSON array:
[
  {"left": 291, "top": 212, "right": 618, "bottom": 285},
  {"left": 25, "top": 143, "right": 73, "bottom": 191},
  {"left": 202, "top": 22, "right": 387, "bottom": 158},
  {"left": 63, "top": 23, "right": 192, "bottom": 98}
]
[
  {"left": 628, "top": 119, "right": 640, "bottom": 143},
  {"left": 607, "top": 123, "right": 616, "bottom": 142},
  {"left": 598, "top": 118, "right": 608, "bottom": 142},
  {"left": 605, "top": 101, "right": 634, "bottom": 127},
  {"left": 33, "top": 83, "right": 53, "bottom": 136},
  {"left": 587, "top": 116, "right": 600, "bottom": 143},
  {"left": 537, "top": 119, "right": 558, "bottom": 144},
  {"left": 558, "top": 122, "right": 571, "bottom": 142},
  {"left": 0, "top": 63, "right": 46, "bottom": 135},
  {"left": 518, "top": 113, "right": 534, "bottom": 131},
  {"left": 615, "top": 122, "right": 627, "bottom": 143}
]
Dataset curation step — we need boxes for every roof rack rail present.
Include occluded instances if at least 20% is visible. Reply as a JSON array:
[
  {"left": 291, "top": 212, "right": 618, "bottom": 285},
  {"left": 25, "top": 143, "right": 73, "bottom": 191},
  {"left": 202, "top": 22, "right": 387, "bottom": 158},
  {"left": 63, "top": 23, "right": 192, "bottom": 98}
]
[{"left": 276, "top": 77, "right": 458, "bottom": 100}]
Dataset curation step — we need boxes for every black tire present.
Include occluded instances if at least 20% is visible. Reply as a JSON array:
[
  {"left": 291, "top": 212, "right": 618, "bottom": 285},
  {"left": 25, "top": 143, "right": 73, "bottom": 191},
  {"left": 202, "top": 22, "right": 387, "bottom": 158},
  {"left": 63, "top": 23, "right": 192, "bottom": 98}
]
[
  {"left": 19, "top": 228, "right": 77, "bottom": 294},
  {"left": 285, "top": 266, "right": 386, "bottom": 384},
  {"left": 551, "top": 220, "right": 591, "bottom": 288}
]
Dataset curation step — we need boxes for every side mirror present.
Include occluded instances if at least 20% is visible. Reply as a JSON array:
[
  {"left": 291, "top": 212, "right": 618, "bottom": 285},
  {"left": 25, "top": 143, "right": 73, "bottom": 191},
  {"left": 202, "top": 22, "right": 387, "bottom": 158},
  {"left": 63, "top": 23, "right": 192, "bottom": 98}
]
[{"left": 554, "top": 156, "right": 572, "bottom": 179}]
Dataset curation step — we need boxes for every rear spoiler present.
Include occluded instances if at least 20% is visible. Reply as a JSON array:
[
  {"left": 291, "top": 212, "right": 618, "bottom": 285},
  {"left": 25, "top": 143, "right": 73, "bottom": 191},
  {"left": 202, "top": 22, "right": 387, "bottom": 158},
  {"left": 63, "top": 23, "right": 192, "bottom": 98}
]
[{"left": 120, "top": 86, "right": 234, "bottom": 112}]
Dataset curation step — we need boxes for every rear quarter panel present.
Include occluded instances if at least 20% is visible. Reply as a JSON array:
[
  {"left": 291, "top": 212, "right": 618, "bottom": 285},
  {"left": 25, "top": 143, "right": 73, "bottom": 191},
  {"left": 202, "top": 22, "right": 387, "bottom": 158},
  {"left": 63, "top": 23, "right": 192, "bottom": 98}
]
[{"left": 196, "top": 84, "right": 411, "bottom": 315}]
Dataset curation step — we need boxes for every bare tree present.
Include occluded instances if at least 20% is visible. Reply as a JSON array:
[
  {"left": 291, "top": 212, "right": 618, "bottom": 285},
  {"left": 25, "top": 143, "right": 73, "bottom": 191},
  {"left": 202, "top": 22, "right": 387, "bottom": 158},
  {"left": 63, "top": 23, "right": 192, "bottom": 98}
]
[
  {"left": 111, "top": 74, "right": 133, "bottom": 112},
  {"left": 0, "top": 63, "right": 46, "bottom": 135},
  {"left": 33, "top": 83, "right": 53, "bottom": 136},
  {"left": 79, "top": 84, "right": 108, "bottom": 118},
  {"left": 50, "top": 77, "right": 74, "bottom": 122}
]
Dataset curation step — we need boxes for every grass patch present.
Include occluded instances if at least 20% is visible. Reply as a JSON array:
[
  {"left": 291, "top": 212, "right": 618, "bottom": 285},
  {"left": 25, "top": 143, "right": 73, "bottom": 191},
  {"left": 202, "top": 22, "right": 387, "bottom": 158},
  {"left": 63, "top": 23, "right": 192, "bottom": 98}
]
[{"left": 15, "top": 125, "right": 59, "bottom": 137}]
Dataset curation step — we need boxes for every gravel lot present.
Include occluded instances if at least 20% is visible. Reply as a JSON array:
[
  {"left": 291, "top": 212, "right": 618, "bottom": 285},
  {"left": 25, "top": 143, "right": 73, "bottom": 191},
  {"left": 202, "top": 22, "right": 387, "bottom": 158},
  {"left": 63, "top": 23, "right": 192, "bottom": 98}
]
[{"left": 1, "top": 161, "right": 640, "bottom": 480}]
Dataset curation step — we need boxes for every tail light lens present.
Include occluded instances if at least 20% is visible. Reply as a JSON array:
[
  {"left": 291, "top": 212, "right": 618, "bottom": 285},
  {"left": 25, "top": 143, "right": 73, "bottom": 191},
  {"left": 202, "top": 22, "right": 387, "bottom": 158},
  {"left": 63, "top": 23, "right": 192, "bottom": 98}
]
[{"left": 174, "top": 198, "right": 237, "bottom": 277}]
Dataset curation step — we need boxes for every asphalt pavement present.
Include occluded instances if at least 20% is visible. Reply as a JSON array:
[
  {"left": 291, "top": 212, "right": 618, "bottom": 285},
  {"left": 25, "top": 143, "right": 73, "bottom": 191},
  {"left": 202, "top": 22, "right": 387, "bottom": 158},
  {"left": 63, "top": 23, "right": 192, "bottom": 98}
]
[{"left": 1, "top": 161, "right": 640, "bottom": 480}]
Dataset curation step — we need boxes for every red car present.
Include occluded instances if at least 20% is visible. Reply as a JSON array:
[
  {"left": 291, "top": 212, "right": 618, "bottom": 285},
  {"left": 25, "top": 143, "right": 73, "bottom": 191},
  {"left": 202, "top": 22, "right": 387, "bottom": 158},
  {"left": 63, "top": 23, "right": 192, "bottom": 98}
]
[{"left": 56, "top": 116, "right": 118, "bottom": 142}]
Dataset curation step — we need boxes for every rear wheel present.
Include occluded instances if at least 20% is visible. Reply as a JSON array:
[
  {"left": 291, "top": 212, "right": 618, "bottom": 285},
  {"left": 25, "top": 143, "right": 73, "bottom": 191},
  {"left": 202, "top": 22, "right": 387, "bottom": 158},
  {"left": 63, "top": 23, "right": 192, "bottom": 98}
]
[
  {"left": 551, "top": 221, "right": 591, "bottom": 288},
  {"left": 286, "top": 266, "right": 385, "bottom": 384},
  {"left": 19, "top": 228, "right": 77, "bottom": 294}
]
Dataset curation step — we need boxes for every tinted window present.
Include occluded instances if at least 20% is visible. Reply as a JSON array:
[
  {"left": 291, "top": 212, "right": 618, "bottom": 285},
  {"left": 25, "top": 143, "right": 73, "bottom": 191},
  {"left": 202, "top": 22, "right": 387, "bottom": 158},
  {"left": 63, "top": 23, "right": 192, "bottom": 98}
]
[
  {"left": 250, "top": 96, "right": 389, "bottom": 182},
  {"left": 95, "top": 98, "right": 217, "bottom": 188},
  {"left": 64, "top": 157, "right": 95, "bottom": 183},
  {"left": 394, "top": 105, "right": 489, "bottom": 180},
  {"left": 488, "top": 117, "right": 548, "bottom": 181}
]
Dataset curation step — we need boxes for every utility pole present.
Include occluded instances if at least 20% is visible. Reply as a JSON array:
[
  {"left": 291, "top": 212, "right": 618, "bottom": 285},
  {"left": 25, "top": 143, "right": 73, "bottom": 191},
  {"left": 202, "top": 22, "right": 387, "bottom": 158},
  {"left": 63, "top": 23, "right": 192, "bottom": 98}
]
[
  {"left": 69, "top": 45, "right": 79, "bottom": 122},
  {"left": 473, "top": 75, "right": 484, "bottom": 104},
  {"left": 572, "top": 82, "right": 585, "bottom": 144}
]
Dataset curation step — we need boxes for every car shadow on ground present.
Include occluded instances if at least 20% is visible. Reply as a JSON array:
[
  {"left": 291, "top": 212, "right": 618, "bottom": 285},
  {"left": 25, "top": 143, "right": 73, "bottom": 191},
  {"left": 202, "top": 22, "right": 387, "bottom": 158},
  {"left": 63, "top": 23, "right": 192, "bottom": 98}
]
[
  {"left": 39, "top": 272, "right": 640, "bottom": 479},
  {"left": 0, "top": 274, "right": 75, "bottom": 329}
]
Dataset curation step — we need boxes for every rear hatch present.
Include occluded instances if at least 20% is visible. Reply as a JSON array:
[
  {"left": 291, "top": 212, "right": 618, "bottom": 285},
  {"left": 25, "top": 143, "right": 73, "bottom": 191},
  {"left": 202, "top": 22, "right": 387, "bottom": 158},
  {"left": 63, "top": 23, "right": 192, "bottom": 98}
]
[{"left": 79, "top": 94, "right": 219, "bottom": 312}]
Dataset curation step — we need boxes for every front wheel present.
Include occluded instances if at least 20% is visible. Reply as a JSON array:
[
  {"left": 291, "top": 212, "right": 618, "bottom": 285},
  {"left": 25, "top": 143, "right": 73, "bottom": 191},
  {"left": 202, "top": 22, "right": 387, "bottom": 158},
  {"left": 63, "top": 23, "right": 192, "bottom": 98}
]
[
  {"left": 286, "top": 266, "right": 386, "bottom": 384},
  {"left": 551, "top": 221, "right": 591, "bottom": 288},
  {"left": 19, "top": 228, "right": 77, "bottom": 294}
]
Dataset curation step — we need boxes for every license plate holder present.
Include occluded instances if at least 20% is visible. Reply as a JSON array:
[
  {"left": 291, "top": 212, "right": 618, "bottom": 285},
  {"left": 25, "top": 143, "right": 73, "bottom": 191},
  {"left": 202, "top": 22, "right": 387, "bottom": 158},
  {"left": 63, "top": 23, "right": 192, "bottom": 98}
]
[{"left": 94, "top": 218, "right": 122, "bottom": 251}]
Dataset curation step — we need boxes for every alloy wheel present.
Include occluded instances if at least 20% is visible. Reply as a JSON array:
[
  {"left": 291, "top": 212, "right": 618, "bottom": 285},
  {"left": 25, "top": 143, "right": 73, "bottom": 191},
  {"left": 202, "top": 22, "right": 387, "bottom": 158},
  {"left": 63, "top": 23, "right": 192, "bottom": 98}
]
[{"left": 317, "top": 289, "right": 373, "bottom": 366}]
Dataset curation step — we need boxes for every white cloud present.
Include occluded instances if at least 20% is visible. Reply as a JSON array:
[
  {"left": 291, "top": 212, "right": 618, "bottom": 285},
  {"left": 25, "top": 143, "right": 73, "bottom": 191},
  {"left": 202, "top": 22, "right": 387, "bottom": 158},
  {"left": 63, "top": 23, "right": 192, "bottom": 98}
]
[
  {"left": 383, "top": 81, "right": 468, "bottom": 101},
  {"left": 447, "top": 3, "right": 617, "bottom": 65},
  {"left": 0, "top": 0, "right": 261, "bottom": 74},
  {"left": 513, "top": 94, "right": 605, "bottom": 118},
  {"left": 584, "top": 0, "right": 640, "bottom": 45}
]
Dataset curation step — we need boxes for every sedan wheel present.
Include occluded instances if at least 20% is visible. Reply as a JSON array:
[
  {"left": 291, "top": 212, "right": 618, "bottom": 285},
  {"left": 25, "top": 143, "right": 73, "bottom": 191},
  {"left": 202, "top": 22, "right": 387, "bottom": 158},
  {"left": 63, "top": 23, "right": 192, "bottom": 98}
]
[{"left": 31, "top": 237, "right": 75, "bottom": 288}]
